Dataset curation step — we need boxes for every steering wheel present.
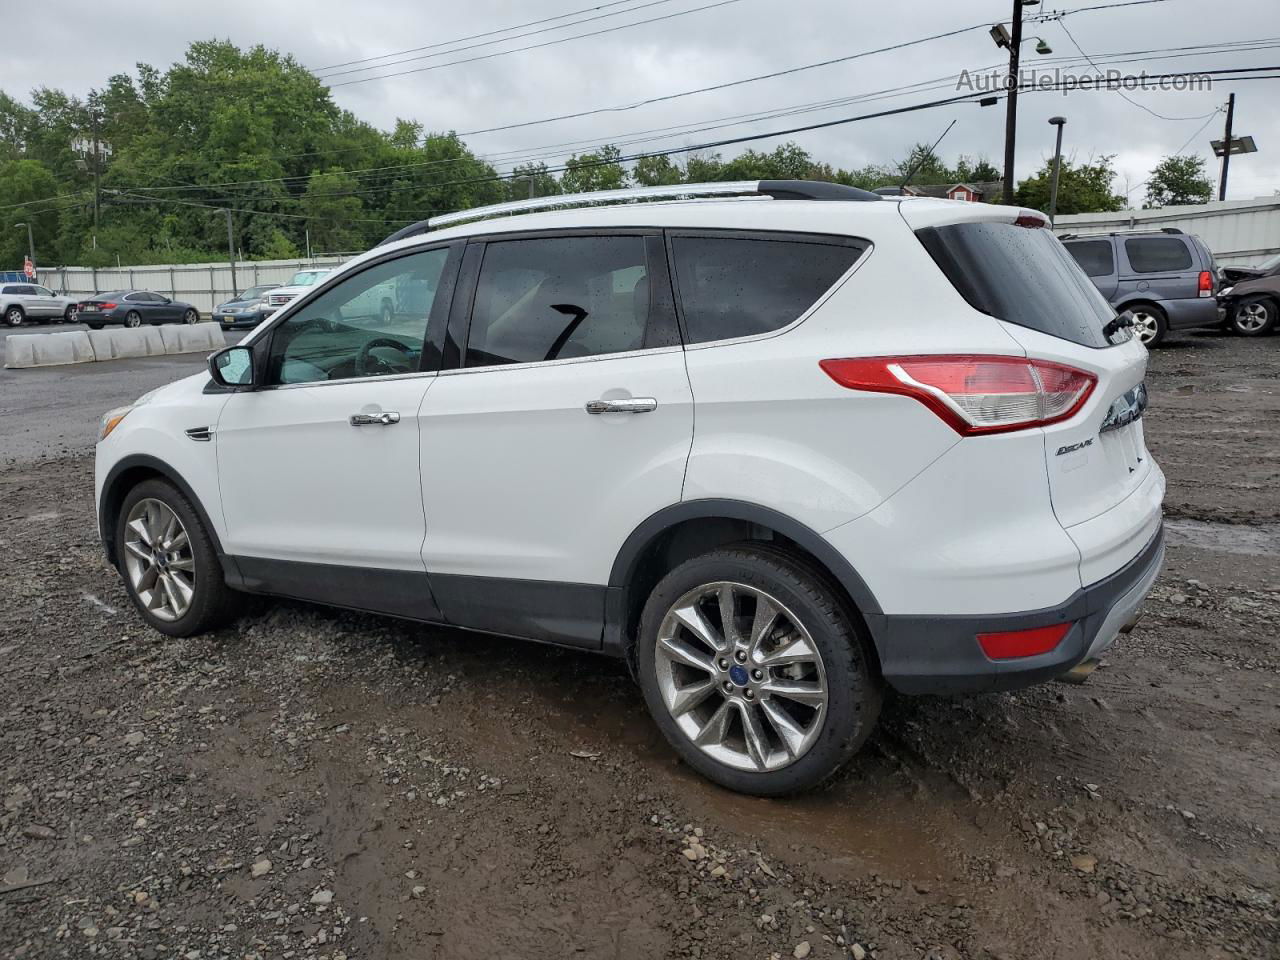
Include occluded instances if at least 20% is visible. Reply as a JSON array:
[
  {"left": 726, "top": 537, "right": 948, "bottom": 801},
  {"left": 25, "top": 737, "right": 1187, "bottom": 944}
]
[{"left": 355, "top": 337, "right": 415, "bottom": 377}]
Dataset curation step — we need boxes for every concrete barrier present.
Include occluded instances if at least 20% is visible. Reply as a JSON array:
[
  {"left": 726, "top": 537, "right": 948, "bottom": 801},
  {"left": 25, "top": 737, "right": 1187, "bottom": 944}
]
[
  {"left": 5, "top": 323, "right": 225, "bottom": 369},
  {"left": 4, "top": 331, "right": 97, "bottom": 368}
]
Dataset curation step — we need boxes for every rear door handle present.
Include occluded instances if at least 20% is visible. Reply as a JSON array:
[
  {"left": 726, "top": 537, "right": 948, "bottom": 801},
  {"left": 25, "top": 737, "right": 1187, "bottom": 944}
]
[
  {"left": 349, "top": 411, "right": 401, "bottom": 426},
  {"left": 585, "top": 397, "right": 658, "bottom": 415}
]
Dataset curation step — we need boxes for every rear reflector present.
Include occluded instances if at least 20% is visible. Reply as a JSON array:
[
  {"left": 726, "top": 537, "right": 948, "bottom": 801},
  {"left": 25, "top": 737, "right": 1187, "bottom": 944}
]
[
  {"left": 1014, "top": 212, "right": 1049, "bottom": 228},
  {"left": 1198, "top": 270, "right": 1213, "bottom": 297},
  {"left": 819, "top": 355, "right": 1096, "bottom": 436},
  {"left": 977, "top": 622, "right": 1073, "bottom": 660}
]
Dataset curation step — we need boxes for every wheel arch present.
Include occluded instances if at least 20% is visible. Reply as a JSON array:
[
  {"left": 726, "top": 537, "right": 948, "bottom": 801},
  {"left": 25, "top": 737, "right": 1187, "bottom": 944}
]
[
  {"left": 99, "top": 454, "right": 227, "bottom": 568},
  {"left": 604, "top": 499, "right": 885, "bottom": 671}
]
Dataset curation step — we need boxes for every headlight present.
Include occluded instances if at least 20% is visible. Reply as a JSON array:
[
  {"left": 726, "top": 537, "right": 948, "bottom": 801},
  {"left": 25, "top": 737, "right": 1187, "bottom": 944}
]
[
  {"left": 99, "top": 405, "right": 133, "bottom": 441},
  {"left": 1219, "top": 286, "right": 1234, "bottom": 297}
]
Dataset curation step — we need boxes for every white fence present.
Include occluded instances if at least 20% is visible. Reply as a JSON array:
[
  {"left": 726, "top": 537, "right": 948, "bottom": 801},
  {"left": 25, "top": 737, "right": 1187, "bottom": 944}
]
[
  {"left": 1052, "top": 197, "right": 1280, "bottom": 267},
  {"left": 34, "top": 256, "right": 352, "bottom": 314}
]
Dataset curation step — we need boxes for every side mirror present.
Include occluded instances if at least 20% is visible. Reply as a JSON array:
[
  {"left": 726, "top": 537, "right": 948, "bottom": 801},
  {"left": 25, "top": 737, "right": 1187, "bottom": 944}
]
[{"left": 209, "top": 345, "right": 256, "bottom": 389}]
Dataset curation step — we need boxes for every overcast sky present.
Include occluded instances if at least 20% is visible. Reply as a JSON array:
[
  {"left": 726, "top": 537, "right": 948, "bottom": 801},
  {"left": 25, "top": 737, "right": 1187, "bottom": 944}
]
[{"left": 5, "top": 0, "right": 1279, "bottom": 203}]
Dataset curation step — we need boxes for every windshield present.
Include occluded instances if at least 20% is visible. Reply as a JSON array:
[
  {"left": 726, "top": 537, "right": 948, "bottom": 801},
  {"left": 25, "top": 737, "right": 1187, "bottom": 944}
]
[
  {"left": 288, "top": 270, "right": 329, "bottom": 287},
  {"left": 237, "top": 285, "right": 277, "bottom": 300},
  {"left": 1256, "top": 252, "right": 1280, "bottom": 273},
  {"left": 916, "top": 221, "right": 1117, "bottom": 349}
]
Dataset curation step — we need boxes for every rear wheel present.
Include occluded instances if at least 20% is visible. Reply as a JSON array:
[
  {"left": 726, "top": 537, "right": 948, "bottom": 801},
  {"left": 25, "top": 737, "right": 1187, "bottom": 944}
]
[
  {"left": 1230, "top": 296, "right": 1277, "bottom": 337},
  {"left": 636, "top": 546, "right": 881, "bottom": 796},
  {"left": 116, "top": 478, "right": 243, "bottom": 637},
  {"left": 1128, "top": 305, "right": 1167, "bottom": 347},
  {"left": 124, "top": 310, "right": 142, "bottom": 328},
  {"left": 4, "top": 305, "right": 23, "bottom": 326},
  {"left": 64, "top": 305, "right": 77, "bottom": 323}
]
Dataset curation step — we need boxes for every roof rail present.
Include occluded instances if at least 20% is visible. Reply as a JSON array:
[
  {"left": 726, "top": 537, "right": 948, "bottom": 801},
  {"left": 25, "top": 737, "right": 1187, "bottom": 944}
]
[{"left": 377, "top": 179, "right": 881, "bottom": 246}]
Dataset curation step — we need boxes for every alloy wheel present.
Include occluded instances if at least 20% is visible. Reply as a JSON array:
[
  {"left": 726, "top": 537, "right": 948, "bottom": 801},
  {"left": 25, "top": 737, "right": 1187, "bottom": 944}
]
[
  {"left": 1130, "top": 310, "right": 1159, "bottom": 344},
  {"left": 5, "top": 307, "right": 21, "bottom": 326},
  {"left": 125, "top": 311, "right": 141, "bottom": 328},
  {"left": 122, "top": 498, "right": 196, "bottom": 622},
  {"left": 184, "top": 310, "right": 198, "bottom": 324},
  {"left": 1236, "top": 302, "right": 1271, "bottom": 333},
  {"left": 654, "top": 581, "right": 828, "bottom": 773}
]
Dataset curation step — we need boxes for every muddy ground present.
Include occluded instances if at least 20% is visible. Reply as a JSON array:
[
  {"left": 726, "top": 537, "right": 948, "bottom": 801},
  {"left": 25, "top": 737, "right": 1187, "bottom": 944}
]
[{"left": 1, "top": 330, "right": 1277, "bottom": 960}]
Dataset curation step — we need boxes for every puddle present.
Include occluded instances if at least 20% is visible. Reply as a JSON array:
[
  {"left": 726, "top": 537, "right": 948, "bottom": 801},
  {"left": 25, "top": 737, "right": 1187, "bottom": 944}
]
[{"left": 1165, "top": 518, "right": 1280, "bottom": 557}]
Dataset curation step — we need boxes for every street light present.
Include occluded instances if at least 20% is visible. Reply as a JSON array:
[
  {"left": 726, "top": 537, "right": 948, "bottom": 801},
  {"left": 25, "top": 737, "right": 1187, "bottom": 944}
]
[
  {"left": 1047, "top": 117, "right": 1067, "bottom": 226},
  {"left": 13, "top": 221, "right": 35, "bottom": 265},
  {"left": 994, "top": 0, "right": 1052, "bottom": 204}
]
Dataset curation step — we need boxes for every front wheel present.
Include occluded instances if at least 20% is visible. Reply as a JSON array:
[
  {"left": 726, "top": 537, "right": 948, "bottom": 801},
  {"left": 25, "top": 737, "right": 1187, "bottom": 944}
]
[
  {"left": 183, "top": 308, "right": 199, "bottom": 325},
  {"left": 1128, "top": 305, "right": 1168, "bottom": 347},
  {"left": 124, "top": 310, "right": 142, "bottom": 328},
  {"left": 1230, "top": 296, "right": 1277, "bottom": 337},
  {"left": 115, "top": 478, "right": 243, "bottom": 637},
  {"left": 64, "top": 305, "right": 77, "bottom": 323},
  {"left": 5, "top": 306, "right": 23, "bottom": 326},
  {"left": 636, "top": 546, "right": 881, "bottom": 796}
]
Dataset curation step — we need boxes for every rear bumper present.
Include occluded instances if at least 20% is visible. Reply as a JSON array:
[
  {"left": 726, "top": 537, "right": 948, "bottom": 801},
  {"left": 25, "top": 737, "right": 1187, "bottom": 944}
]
[
  {"left": 869, "top": 524, "right": 1164, "bottom": 695},
  {"left": 1163, "top": 296, "right": 1220, "bottom": 330}
]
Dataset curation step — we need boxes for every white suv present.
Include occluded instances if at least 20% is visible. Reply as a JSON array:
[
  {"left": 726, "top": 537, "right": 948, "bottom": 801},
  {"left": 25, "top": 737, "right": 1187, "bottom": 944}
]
[{"left": 94, "top": 181, "right": 1165, "bottom": 795}]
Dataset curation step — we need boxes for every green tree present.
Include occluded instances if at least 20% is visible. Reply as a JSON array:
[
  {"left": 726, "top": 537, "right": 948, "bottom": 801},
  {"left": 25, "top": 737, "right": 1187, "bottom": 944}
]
[
  {"left": 301, "top": 169, "right": 366, "bottom": 252},
  {"left": 1144, "top": 155, "right": 1213, "bottom": 208},
  {"left": 632, "top": 154, "right": 683, "bottom": 186},
  {"left": 1015, "top": 155, "right": 1126, "bottom": 215},
  {"left": 506, "top": 161, "right": 562, "bottom": 200},
  {"left": 561, "top": 145, "right": 627, "bottom": 193},
  {"left": 0, "top": 158, "right": 61, "bottom": 267}
]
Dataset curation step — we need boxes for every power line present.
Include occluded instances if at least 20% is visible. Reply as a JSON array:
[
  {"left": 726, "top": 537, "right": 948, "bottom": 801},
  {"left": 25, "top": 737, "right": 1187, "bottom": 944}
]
[
  {"left": 1056, "top": 19, "right": 1220, "bottom": 121},
  {"left": 311, "top": 0, "right": 660, "bottom": 72},
  {"left": 315, "top": 0, "right": 685, "bottom": 79},
  {"left": 328, "top": 0, "right": 745, "bottom": 87}
]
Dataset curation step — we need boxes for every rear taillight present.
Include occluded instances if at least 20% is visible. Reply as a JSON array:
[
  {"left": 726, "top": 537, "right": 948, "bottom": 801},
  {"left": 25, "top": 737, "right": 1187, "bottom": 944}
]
[
  {"left": 978, "top": 622, "right": 1073, "bottom": 660},
  {"left": 1198, "top": 270, "right": 1213, "bottom": 297},
  {"left": 99, "top": 302, "right": 117, "bottom": 309},
  {"left": 819, "top": 355, "right": 1096, "bottom": 436}
]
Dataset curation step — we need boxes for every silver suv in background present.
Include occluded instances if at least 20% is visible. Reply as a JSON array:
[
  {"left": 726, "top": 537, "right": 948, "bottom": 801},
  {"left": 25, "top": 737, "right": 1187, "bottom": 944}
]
[
  {"left": 2, "top": 282, "right": 79, "bottom": 326},
  {"left": 1061, "top": 229, "right": 1218, "bottom": 346}
]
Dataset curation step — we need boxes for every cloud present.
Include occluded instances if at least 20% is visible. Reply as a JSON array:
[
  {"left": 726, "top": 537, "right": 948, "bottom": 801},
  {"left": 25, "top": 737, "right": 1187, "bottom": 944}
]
[{"left": 6, "top": 0, "right": 1278, "bottom": 200}]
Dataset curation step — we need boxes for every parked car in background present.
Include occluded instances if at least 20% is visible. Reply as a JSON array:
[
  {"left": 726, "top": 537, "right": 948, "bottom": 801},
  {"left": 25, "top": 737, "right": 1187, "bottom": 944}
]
[
  {"left": 95, "top": 181, "right": 1164, "bottom": 796},
  {"left": 262, "top": 269, "right": 333, "bottom": 316},
  {"left": 1218, "top": 254, "right": 1280, "bottom": 336},
  {"left": 2, "top": 282, "right": 79, "bottom": 326},
  {"left": 1061, "top": 229, "right": 1218, "bottom": 346},
  {"left": 77, "top": 290, "right": 201, "bottom": 329},
  {"left": 213, "top": 284, "right": 280, "bottom": 329}
]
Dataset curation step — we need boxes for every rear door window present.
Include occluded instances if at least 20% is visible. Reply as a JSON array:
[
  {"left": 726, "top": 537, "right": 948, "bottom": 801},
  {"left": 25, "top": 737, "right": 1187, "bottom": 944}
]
[
  {"left": 1124, "top": 237, "right": 1192, "bottom": 273},
  {"left": 465, "top": 235, "right": 652, "bottom": 367},
  {"left": 915, "top": 221, "right": 1116, "bottom": 348},
  {"left": 1065, "top": 240, "right": 1115, "bottom": 277},
  {"left": 670, "top": 234, "right": 864, "bottom": 344}
]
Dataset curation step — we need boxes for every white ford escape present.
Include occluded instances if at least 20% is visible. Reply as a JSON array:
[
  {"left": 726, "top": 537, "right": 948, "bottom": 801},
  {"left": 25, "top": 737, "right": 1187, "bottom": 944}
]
[{"left": 95, "top": 180, "right": 1165, "bottom": 795}]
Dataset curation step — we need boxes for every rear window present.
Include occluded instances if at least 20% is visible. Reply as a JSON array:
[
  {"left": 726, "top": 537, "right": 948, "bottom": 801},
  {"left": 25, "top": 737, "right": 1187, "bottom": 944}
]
[
  {"left": 670, "top": 234, "right": 864, "bottom": 344},
  {"left": 915, "top": 222, "right": 1115, "bottom": 348},
  {"left": 1124, "top": 237, "right": 1192, "bottom": 273},
  {"left": 1065, "top": 240, "right": 1115, "bottom": 278}
]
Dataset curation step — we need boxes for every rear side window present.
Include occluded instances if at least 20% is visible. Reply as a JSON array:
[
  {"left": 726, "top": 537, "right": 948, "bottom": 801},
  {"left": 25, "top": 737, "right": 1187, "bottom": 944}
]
[
  {"left": 670, "top": 235, "right": 864, "bottom": 344},
  {"left": 1124, "top": 237, "right": 1192, "bottom": 273},
  {"left": 1065, "top": 240, "right": 1115, "bottom": 278},
  {"left": 467, "top": 235, "right": 651, "bottom": 367},
  {"left": 916, "top": 222, "right": 1116, "bottom": 348}
]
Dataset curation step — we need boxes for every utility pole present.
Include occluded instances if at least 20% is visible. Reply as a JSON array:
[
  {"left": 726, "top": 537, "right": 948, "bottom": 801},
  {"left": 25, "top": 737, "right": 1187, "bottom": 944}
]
[
  {"left": 91, "top": 109, "right": 101, "bottom": 240},
  {"left": 1001, "top": 0, "right": 1025, "bottom": 204},
  {"left": 225, "top": 209, "right": 238, "bottom": 295},
  {"left": 1047, "top": 116, "right": 1066, "bottom": 226},
  {"left": 14, "top": 222, "right": 35, "bottom": 264},
  {"left": 1218, "top": 93, "right": 1235, "bottom": 201}
]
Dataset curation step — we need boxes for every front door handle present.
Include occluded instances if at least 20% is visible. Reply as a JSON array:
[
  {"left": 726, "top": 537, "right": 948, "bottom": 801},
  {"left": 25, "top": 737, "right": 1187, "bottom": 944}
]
[
  {"left": 349, "top": 411, "right": 401, "bottom": 426},
  {"left": 585, "top": 397, "right": 658, "bottom": 415}
]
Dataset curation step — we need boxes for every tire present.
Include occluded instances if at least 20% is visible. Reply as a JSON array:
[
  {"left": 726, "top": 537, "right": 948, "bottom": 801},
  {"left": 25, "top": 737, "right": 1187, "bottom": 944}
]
[
  {"left": 183, "top": 308, "right": 199, "bottom": 325},
  {"left": 115, "top": 478, "right": 243, "bottom": 637},
  {"left": 64, "top": 305, "right": 77, "bottom": 323},
  {"left": 636, "top": 545, "right": 882, "bottom": 796},
  {"left": 124, "top": 310, "right": 142, "bottom": 328},
  {"left": 1128, "top": 304, "right": 1168, "bottom": 347},
  {"left": 4, "top": 305, "right": 24, "bottom": 327},
  {"left": 1230, "top": 296, "right": 1277, "bottom": 337}
]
